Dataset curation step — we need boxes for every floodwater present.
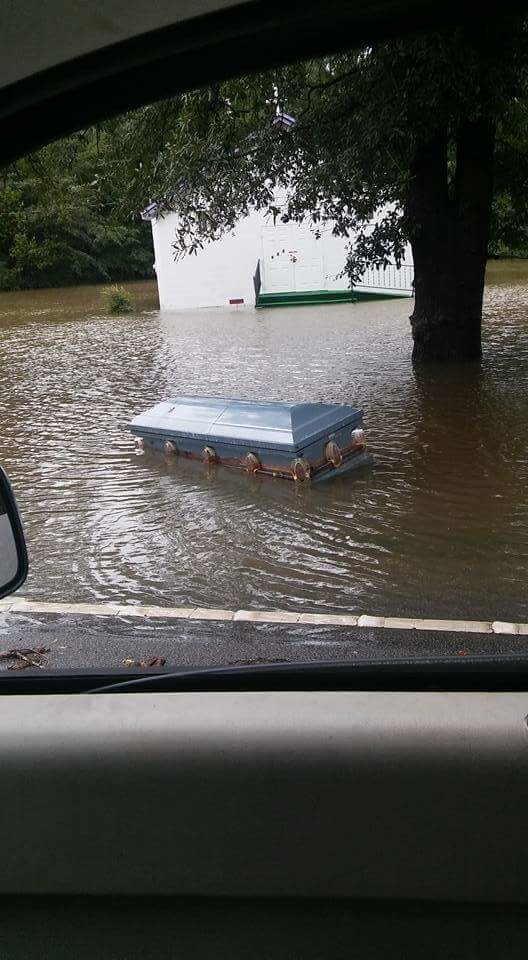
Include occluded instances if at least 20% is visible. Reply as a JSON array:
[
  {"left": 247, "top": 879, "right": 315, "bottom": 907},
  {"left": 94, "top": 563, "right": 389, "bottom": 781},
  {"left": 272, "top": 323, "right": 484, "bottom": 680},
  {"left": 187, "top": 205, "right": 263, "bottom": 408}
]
[{"left": 0, "top": 263, "right": 527, "bottom": 622}]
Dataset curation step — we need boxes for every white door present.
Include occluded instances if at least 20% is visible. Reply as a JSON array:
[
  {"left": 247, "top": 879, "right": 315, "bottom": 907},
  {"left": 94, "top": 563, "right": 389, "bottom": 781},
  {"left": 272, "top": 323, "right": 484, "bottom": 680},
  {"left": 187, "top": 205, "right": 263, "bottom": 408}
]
[
  {"left": 261, "top": 225, "right": 295, "bottom": 293},
  {"left": 261, "top": 223, "right": 325, "bottom": 293},
  {"left": 291, "top": 229, "right": 324, "bottom": 291}
]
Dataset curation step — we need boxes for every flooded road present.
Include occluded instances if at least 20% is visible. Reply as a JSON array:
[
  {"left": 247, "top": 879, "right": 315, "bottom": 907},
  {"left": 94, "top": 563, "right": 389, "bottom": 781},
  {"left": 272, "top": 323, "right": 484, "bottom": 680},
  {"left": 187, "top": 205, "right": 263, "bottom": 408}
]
[{"left": 0, "top": 263, "right": 527, "bottom": 623}]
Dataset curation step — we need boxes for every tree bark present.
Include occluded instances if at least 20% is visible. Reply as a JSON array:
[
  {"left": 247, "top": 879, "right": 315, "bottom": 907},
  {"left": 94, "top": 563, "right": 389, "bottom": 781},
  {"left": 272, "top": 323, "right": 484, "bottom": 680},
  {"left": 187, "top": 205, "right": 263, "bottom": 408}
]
[{"left": 406, "top": 119, "right": 495, "bottom": 363}]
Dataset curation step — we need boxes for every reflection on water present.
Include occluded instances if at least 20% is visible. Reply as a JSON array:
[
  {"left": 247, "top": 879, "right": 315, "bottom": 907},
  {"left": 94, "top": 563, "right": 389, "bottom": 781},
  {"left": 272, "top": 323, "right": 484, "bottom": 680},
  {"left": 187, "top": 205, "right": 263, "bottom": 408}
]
[{"left": 0, "top": 266, "right": 527, "bottom": 621}]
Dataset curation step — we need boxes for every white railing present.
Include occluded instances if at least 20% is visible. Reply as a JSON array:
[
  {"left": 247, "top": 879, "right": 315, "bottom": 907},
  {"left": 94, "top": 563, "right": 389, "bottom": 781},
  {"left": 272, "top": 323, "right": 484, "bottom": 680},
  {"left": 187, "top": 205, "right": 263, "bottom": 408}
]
[{"left": 354, "top": 263, "right": 414, "bottom": 294}]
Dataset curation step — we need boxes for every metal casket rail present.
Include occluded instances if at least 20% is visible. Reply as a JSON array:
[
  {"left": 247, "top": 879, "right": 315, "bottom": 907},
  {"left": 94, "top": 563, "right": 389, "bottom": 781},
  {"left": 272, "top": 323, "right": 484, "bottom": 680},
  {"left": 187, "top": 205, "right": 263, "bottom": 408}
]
[{"left": 129, "top": 396, "right": 372, "bottom": 482}]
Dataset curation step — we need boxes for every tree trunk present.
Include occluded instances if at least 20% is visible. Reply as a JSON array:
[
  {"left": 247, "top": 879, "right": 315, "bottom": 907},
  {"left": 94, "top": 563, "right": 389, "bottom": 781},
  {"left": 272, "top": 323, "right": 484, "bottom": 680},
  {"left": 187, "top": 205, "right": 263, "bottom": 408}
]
[{"left": 406, "top": 119, "right": 495, "bottom": 363}]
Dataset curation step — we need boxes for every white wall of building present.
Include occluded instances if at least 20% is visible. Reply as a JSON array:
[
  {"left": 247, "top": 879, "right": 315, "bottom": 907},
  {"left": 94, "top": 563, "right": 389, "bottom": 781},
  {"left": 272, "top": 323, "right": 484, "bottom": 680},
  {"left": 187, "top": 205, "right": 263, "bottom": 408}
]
[
  {"left": 150, "top": 208, "right": 413, "bottom": 310},
  {"left": 152, "top": 210, "right": 262, "bottom": 310}
]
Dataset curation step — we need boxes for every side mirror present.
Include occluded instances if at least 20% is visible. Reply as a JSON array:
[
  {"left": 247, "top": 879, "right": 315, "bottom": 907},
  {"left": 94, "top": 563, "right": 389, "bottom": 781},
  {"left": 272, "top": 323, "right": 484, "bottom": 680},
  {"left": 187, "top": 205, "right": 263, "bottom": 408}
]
[{"left": 0, "top": 467, "right": 28, "bottom": 599}]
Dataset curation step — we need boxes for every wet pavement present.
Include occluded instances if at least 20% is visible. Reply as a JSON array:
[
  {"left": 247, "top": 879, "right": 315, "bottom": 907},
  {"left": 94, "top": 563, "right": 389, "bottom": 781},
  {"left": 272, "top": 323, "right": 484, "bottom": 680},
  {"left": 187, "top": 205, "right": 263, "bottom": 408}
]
[{"left": 1, "top": 611, "right": 526, "bottom": 672}]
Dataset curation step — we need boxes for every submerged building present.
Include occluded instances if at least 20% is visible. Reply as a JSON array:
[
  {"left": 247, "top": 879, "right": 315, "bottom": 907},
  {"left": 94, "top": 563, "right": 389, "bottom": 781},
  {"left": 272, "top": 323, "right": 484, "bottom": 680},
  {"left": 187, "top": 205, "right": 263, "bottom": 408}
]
[{"left": 142, "top": 202, "right": 414, "bottom": 311}]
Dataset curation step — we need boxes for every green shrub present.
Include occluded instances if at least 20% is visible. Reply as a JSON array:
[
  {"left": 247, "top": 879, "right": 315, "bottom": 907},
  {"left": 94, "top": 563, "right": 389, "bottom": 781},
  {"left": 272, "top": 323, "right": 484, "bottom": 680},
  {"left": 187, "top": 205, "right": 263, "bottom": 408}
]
[{"left": 103, "top": 285, "right": 134, "bottom": 314}]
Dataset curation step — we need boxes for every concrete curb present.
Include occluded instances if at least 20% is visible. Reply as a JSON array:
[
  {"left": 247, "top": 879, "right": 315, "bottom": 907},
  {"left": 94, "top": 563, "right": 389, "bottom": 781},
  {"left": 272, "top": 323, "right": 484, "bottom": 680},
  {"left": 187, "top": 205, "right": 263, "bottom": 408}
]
[{"left": 0, "top": 599, "right": 526, "bottom": 635}]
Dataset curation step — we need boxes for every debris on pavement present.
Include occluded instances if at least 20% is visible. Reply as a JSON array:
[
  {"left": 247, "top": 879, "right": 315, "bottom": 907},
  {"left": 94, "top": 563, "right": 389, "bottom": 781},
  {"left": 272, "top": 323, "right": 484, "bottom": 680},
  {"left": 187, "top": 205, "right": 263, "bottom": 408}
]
[
  {"left": 230, "top": 657, "right": 288, "bottom": 666},
  {"left": 0, "top": 646, "right": 50, "bottom": 670},
  {"left": 122, "top": 656, "right": 166, "bottom": 668}
]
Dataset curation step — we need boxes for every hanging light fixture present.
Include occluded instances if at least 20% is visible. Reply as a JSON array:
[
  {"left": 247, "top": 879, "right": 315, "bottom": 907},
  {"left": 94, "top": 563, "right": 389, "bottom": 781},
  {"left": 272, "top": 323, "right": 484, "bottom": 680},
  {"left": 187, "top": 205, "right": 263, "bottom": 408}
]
[{"left": 272, "top": 112, "right": 297, "bottom": 132}]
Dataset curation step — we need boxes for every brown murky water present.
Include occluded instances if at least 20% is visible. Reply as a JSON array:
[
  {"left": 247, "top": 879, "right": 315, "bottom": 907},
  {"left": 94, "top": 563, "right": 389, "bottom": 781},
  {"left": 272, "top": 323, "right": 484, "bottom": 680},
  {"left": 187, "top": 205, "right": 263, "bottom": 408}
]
[{"left": 0, "top": 264, "right": 527, "bottom": 621}]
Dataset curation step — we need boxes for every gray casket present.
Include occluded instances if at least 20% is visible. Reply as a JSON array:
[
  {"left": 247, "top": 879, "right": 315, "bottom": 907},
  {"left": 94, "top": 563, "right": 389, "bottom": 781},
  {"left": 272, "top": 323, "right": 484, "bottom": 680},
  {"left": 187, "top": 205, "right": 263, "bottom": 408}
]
[{"left": 129, "top": 396, "right": 371, "bottom": 481}]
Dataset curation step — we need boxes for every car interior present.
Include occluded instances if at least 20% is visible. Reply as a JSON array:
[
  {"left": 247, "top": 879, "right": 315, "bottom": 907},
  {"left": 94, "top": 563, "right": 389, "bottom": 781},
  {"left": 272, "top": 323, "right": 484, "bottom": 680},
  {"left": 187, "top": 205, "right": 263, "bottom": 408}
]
[{"left": 1, "top": 1, "right": 528, "bottom": 957}]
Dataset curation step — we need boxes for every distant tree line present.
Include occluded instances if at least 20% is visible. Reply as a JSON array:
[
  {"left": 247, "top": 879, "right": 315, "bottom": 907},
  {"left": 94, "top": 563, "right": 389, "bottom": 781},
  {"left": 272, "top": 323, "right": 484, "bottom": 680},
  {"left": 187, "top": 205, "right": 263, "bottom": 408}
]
[{"left": 0, "top": 128, "right": 153, "bottom": 291}]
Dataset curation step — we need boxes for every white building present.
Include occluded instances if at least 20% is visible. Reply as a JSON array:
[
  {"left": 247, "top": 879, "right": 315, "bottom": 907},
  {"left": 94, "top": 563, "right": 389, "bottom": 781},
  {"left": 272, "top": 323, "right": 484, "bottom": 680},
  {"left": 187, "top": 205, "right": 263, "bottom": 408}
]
[{"left": 142, "top": 203, "right": 414, "bottom": 311}]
